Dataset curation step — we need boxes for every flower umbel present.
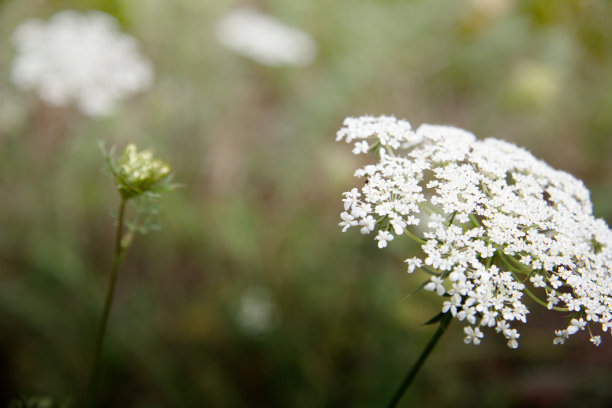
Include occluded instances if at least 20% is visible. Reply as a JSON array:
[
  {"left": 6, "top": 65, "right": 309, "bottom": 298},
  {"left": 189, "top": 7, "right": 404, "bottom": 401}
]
[{"left": 337, "top": 115, "right": 612, "bottom": 348}]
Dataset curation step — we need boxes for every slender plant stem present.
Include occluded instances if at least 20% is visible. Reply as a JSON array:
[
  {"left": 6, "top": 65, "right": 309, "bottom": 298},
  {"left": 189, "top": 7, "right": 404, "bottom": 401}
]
[
  {"left": 402, "top": 227, "right": 426, "bottom": 245},
  {"left": 87, "top": 198, "right": 128, "bottom": 404},
  {"left": 496, "top": 250, "right": 569, "bottom": 312},
  {"left": 387, "top": 314, "right": 451, "bottom": 408}
]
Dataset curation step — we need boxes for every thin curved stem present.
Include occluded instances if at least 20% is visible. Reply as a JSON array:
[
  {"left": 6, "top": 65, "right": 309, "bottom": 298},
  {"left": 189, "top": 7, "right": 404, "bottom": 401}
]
[
  {"left": 497, "top": 250, "right": 530, "bottom": 276},
  {"left": 402, "top": 227, "right": 426, "bottom": 245},
  {"left": 87, "top": 198, "right": 128, "bottom": 404},
  {"left": 387, "top": 314, "right": 451, "bottom": 408},
  {"left": 510, "top": 270, "right": 569, "bottom": 312},
  {"left": 416, "top": 202, "right": 436, "bottom": 216},
  {"left": 497, "top": 252, "right": 570, "bottom": 312},
  {"left": 502, "top": 251, "right": 532, "bottom": 273},
  {"left": 468, "top": 213, "right": 481, "bottom": 229}
]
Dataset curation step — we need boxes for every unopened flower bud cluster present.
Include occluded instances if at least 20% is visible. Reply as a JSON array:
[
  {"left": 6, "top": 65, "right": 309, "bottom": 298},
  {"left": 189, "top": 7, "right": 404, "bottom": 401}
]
[
  {"left": 116, "top": 144, "right": 170, "bottom": 199},
  {"left": 337, "top": 115, "right": 612, "bottom": 348}
]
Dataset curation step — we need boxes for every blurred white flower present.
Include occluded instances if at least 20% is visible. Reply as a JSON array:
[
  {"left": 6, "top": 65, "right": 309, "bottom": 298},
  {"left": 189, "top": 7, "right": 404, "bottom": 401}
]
[
  {"left": 214, "top": 7, "right": 317, "bottom": 67},
  {"left": 337, "top": 115, "right": 612, "bottom": 348},
  {"left": 507, "top": 61, "right": 561, "bottom": 108},
  {"left": 469, "top": 0, "right": 512, "bottom": 17},
  {"left": 10, "top": 10, "right": 153, "bottom": 117},
  {"left": 236, "top": 286, "right": 275, "bottom": 334}
]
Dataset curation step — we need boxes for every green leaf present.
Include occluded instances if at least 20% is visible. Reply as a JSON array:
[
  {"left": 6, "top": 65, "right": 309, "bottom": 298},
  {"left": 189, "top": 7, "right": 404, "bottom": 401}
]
[
  {"left": 410, "top": 279, "right": 431, "bottom": 295},
  {"left": 422, "top": 311, "right": 448, "bottom": 325}
]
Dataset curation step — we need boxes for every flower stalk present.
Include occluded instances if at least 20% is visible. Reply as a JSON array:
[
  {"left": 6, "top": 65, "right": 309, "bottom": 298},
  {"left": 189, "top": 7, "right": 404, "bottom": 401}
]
[
  {"left": 388, "top": 313, "right": 451, "bottom": 408},
  {"left": 87, "top": 197, "right": 128, "bottom": 403},
  {"left": 87, "top": 143, "right": 175, "bottom": 405},
  {"left": 336, "top": 115, "right": 612, "bottom": 402}
]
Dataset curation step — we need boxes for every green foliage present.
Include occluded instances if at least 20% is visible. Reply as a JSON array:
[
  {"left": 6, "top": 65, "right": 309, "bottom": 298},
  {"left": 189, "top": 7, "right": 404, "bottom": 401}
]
[{"left": 8, "top": 396, "right": 71, "bottom": 408}]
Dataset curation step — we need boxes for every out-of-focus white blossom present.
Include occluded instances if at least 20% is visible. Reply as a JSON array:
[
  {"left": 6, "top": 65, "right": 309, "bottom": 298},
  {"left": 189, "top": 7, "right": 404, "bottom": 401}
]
[
  {"left": 10, "top": 10, "right": 153, "bottom": 117},
  {"left": 214, "top": 7, "right": 317, "bottom": 67},
  {"left": 469, "top": 0, "right": 513, "bottom": 18},
  {"left": 337, "top": 115, "right": 612, "bottom": 348},
  {"left": 236, "top": 286, "right": 275, "bottom": 334},
  {"left": 507, "top": 61, "right": 561, "bottom": 108}
]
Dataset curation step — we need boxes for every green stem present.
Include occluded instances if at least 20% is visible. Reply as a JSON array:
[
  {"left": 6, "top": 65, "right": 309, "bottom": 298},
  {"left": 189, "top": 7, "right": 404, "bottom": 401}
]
[
  {"left": 510, "top": 269, "right": 569, "bottom": 312},
  {"left": 497, "top": 250, "right": 529, "bottom": 276},
  {"left": 468, "top": 213, "right": 481, "bottom": 229},
  {"left": 502, "top": 251, "right": 531, "bottom": 272},
  {"left": 403, "top": 227, "right": 426, "bottom": 245},
  {"left": 416, "top": 202, "right": 436, "bottom": 216},
  {"left": 387, "top": 314, "right": 451, "bottom": 408},
  {"left": 496, "top": 251, "right": 570, "bottom": 312},
  {"left": 87, "top": 198, "right": 128, "bottom": 404}
]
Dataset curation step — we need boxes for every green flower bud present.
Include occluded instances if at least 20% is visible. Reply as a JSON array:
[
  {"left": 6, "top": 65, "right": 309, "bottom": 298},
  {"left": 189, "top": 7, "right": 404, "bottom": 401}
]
[{"left": 114, "top": 144, "right": 171, "bottom": 199}]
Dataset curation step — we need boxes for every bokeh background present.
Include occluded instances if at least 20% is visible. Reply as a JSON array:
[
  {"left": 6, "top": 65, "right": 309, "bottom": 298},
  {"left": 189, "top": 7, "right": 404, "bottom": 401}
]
[{"left": 1, "top": 0, "right": 612, "bottom": 407}]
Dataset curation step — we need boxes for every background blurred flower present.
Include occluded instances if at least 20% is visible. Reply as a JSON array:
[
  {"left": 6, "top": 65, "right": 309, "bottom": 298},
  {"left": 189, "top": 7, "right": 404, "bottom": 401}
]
[
  {"left": 214, "top": 7, "right": 317, "bottom": 67},
  {"left": 10, "top": 10, "right": 153, "bottom": 117},
  {"left": 505, "top": 61, "right": 562, "bottom": 109},
  {"left": 469, "top": 0, "right": 513, "bottom": 18},
  {"left": 235, "top": 286, "right": 276, "bottom": 335}
]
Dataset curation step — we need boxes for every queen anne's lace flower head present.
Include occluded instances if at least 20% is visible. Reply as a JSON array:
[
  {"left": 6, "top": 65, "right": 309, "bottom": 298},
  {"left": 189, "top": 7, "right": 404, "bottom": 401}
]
[
  {"left": 337, "top": 115, "right": 612, "bottom": 348},
  {"left": 214, "top": 7, "right": 317, "bottom": 67},
  {"left": 10, "top": 10, "right": 153, "bottom": 117}
]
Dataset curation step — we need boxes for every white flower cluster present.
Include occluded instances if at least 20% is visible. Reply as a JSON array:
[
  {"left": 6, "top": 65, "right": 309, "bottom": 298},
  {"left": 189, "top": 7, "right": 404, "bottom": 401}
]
[
  {"left": 214, "top": 7, "right": 317, "bottom": 67},
  {"left": 10, "top": 10, "right": 153, "bottom": 117},
  {"left": 337, "top": 115, "right": 612, "bottom": 348}
]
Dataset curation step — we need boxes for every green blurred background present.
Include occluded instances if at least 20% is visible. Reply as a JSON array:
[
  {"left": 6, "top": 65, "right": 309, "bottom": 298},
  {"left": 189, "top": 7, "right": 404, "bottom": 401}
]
[{"left": 1, "top": 0, "right": 612, "bottom": 407}]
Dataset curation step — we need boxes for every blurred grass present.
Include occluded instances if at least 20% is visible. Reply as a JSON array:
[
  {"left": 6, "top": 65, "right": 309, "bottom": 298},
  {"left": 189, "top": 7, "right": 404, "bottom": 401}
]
[{"left": 1, "top": 0, "right": 612, "bottom": 407}]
